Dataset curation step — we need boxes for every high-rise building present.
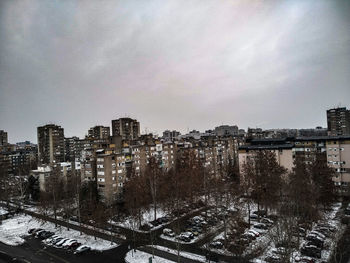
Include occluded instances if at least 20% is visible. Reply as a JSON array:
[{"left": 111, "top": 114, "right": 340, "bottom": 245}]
[
  {"left": 214, "top": 125, "right": 239, "bottom": 137},
  {"left": 162, "top": 130, "right": 180, "bottom": 140},
  {"left": 37, "top": 124, "right": 65, "bottom": 165},
  {"left": 87, "top": 126, "right": 110, "bottom": 140},
  {"left": 111, "top": 118, "right": 140, "bottom": 140},
  {"left": 327, "top": 107, "right": 350, "bottom": 136},
  {"left": 0, "top": 130, "right": 8, "bottom": 146}
]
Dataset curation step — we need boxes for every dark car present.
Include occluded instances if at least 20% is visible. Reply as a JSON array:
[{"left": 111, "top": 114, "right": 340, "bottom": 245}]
[
  {"left": 31, "top": 228, "right": 43, "bottom": 235},
  {"left": 306, "top": 235, "right": 324, "bottom": 248},
  {"left": 38, "top": 231, "right": 55, "bottom": 239},
  {"left": 254, "top": 223, "right": 269, "bottom": 230},
  {"left": 301, "top": 245, "right": 321, "bottom": 258},
  {"left": 28, "top": 228, "right": 36, "bottom": 234},
  {"left": 253, "top": 210, "right": 267, "bottom": 217}
]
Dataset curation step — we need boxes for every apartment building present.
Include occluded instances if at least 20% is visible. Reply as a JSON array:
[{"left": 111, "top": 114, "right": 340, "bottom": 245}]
[
  {"left": 327, "top": 107, "right": 350, "bottom": 136},
  {"left": 37, "top": 124, "right": 65, "bottom": 165},
  {"left": 239, "top": 138, "right": 295, "bottom": 172},
  {"left": 239, "top": 136, "right": 350, "bottom": 187},
  {"left": 111, "top": 118, "right": 140, "bottom": 140},
  {"left": 88, "top": 126, "right": 110, "bottom": 140},
  {"left": 162, "top": 130, "right": 181, "bottom": 140},
  {"left": 214, "top": 125, "right": 239, "bottom": 137},
  {"left": 31, "top": 162, "right": 80, "bottom": 192},
  {"left": 0, "top": 130, "right": 8, "bottom": 146},
  {"left": 326, "top": 136, "right": 350, "bottom": 186},
  {"left": 95, "top": 151, "right": 127, "bottom": 202}
]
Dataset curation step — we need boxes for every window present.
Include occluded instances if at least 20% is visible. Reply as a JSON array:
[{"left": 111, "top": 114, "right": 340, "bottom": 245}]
[
  {"left": 97, "top": 171, "right": 105, "bottom": 176},
  {"left": 98, "top": 178, "right": 105, "bottom": 182}
]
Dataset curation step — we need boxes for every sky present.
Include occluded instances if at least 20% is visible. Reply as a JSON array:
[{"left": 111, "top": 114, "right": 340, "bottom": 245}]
[{"left": 1, "top": 0, "right": 350, "bottom": 143}]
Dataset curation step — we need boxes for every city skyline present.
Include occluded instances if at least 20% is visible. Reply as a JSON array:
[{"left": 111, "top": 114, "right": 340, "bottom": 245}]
[{"left": 1, "top": 0, "right": 350, "bottom": 143}]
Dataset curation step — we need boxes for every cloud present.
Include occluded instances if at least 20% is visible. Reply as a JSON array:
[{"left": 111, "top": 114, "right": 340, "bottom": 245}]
[{"left": 0, "top": 0, "right": 349, "bottom": 142}]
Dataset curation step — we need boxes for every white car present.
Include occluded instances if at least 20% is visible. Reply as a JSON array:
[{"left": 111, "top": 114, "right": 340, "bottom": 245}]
[
  {"left": 74, "top": 245, "right": 91, "bottom": 254},
  {"left": 62, "top": 239, "right": 77, "bottom": 248},
  {"left": 163, "top": 228, "right": 175, "bottom": 237},
  {"left": 55, "top": 238, "right": 70, "bottom": 247},
  {"left": 248, "top": 229, "right": 260, "bottom": 237},
  {"left": 44, "top": 235, "right": 60, "bottom": 244}
]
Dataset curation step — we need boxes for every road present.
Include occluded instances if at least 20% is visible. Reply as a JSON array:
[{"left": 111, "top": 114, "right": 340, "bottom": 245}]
[{"left": 0, "top": 237, "right": 130, "bottom": 263}]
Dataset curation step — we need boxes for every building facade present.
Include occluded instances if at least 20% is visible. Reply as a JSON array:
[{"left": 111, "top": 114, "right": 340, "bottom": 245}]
[
  {"left": 88, "top": 126, "right": 110, "bottom": 140},
  {"left": 111, "top": 118, "right": 140, "bottom": 140},
  {"left": 327, "top": 107, "right": 350, "bottom": 136},
  {"left": 0, "top": 130, "right": 8, "bottom": 146},
  {"left": 37, "top": 124, "right": 65, "bottom": 165}
]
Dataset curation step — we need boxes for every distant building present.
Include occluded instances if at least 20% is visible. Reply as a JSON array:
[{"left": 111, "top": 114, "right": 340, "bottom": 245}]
[
  {"left": 87, "top": 126, "right": 110, "bottom": 140},
  {"left": 64, "top": 136, "right": 83, "bottom": 162},
  {"left": 297, "top": 127, "right": 327, "bottom": 137},
  {"left": 0, "top": 130, "right": 8, "bottom": 146},
  {"left": 37, "top": 124, "right": 65, "bottom": 165},
  {"left": 111, "top": 118, "right": 140, "bottom": 140},
  {"left": 327, "top": 107, "right": 350, "bottom": 136},
  {"left": 162, "top": 130, "right": 180, "bottom": 140},
  {"left": 214, "top": 125, "right": 239, "bottom": 137},
  {"left": 247, "top": 127, "right": 263, "bottom": 139},
  {"left": 239, "top": 135, "right": 350, "bottom": 188}
]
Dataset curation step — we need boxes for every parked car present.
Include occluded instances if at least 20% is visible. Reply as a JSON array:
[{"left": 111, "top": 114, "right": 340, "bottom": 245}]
[
  {"left": 253, "top": 210, "right": 267, "bottom": 217},
  {"left": 163, "top": 228, "right": 175, "bottom": 237},
  {"left": 68, "top": 242, "right": 81, "bottom": 250},
  {"left": 254, "top": 223, "right": 269, "bottom": 230},
  {"left": 74, "top": 245, "right": 91, "bottom": 255},
  {"left": 35, "top": 230, "right": 46, "bottom": 238},
  {"left": 183, "top": 231, "right": 194, "bottom": 239},
  {"left": 192, "top": 226, "right": 203, "bottom": 233},
  {"left": 242, "top": 232, "right": 256, "bottom": 241},
  {"left": 28, "top": 228, "right": 36, "bottom": 234},
  {"left": 265, "top": 254, "right": 281, "bottom": 263},
  {"left": 38, "top": 231, "right": 54, "bottom": 239},
  {"left": 177, "top": 234, "right": 190, "bottom": 242},
  {"left": 310, "top": 230, "right": 326, "bottom": 240},
  {"left": 306, "top": 235, "right": 324, "bottom": 248},
  {"left": 63, "top": 239, "right": 78, "bottom": 249},
  {"left": 51, "top": 237, "right": 65, "bottom": 245},
  {"left": 45, "top": 235, "right": 60, "bottom": 244},
  {"left": 301, "top": 245, "right": 321, "bottom": 258},
  {"left": 299, "top": 257, "right": 316, "bottom": 263},
  {"left": 250, "top": 214, "right": 259, "bottom": 220},
  {"left": 261, "top": 218, "right": 274, "bottom": 226},
  {"left": 248, "top": 229, "right": 260, "bottom": 237},
  {"left": 55, "top": 238, "right": 70, "bottom": 248},
  {"left": 210, "top": 241, "right": 223, "bottom": 249},
  {"left": 31, "top": 228, "right": 43, "bottom": 235}
]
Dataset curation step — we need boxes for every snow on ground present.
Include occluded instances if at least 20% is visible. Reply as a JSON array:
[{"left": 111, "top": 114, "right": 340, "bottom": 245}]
[
  {"left": 0, "top": 214, "right": 31, "bottom": 245},
  {"left": 125, "top": 249, "right": 173, "bottom": 263},
  {"left": 0, "top": 207, "right": 8, "bottom": 216},
  {"left": 112, "top": 206, "right": 168, "bottom": 229},
  {"left": 0, "top": 214, "right": 118, "bottom": 251},
  {"left": 152, "top": 245, "right": 206, "bottom": 262}
]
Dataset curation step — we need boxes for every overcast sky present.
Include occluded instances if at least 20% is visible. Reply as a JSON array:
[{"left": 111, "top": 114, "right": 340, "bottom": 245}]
[{"left": 1, "top": 0, "right": 350, "bottom": 143}]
